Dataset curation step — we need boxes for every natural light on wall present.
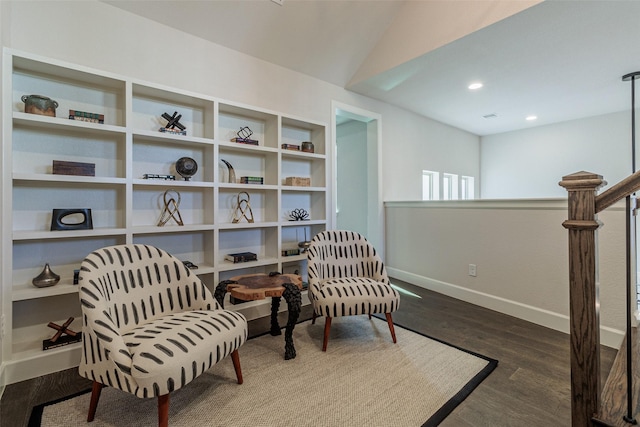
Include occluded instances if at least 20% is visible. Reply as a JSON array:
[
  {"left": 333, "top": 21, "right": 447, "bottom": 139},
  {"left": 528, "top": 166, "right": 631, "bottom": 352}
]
[
  {"left": 461, "top": 175, "right": 475, "bottom": 200},
  {"left": 422, "top": 170, "right": 440, "bottom": 200},
  {"left": 443, "top": 173, "right": 459, "bottom": 200}
]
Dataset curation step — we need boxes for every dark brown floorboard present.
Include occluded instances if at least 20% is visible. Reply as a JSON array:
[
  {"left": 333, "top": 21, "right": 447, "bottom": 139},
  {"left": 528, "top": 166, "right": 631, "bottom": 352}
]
[{"left": 0, "top": 280, "right": 619, "bottom": 426}]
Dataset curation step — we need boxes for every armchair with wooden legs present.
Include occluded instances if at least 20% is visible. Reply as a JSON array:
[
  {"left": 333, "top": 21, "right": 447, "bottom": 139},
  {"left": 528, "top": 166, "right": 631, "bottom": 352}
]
[
  {"left": 306, "top": 230, "right": 400, "bottom": 351},
  {"left": 78, "top": 244, "right": 247, "bottom": 427}
]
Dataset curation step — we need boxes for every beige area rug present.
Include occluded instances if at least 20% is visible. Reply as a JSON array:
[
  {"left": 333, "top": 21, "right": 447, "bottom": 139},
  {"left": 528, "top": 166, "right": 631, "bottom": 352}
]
[{"left": 31, "top": 316, "right": 497, "bottom": 427}]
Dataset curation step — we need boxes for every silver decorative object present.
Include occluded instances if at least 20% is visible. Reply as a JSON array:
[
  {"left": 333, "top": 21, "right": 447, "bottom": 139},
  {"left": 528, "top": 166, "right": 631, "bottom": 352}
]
[{"left": 32, "top": 264, "right": 60, "bottom": 288}]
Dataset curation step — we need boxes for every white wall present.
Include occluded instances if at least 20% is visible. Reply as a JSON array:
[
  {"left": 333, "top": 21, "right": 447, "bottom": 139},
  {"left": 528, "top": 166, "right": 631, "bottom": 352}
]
[
  {"left": 481, "top": 111, "right": 631, "bottom": 199},
  {"left": 385, "top": 199, "right": 627, "bottom": 348}
]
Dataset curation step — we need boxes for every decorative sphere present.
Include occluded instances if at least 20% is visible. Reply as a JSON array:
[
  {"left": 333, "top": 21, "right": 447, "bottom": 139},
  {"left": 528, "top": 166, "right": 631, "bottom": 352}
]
[{"left": 175, "top": 157, "right": 198, "bottom": 181}]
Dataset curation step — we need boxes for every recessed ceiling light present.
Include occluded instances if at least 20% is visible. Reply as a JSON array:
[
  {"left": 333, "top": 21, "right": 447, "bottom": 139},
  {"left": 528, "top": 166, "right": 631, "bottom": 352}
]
[
  {"left": 526, "top": 115, "right": 538, "bottom": 121},
  {"left": 468, "top": 82, "right": 483, "bottom": 90}
]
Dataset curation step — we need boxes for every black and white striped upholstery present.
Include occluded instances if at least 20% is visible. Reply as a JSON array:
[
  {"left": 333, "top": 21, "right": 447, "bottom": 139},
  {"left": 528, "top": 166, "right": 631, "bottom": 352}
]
[
  {"left": 78, "top": 244, "right": 247, "bottom": 426},
  {"left": 307, "top": 230, "right": 400, "bottom": 350}
]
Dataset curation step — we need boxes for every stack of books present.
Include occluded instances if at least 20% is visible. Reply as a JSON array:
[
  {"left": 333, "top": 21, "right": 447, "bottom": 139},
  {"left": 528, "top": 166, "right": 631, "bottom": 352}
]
[
  {"left": 281, "top": 143, "right": 300, "bottom": 151},
  {"left": 231, "top": 137, "right": 259, "bottom": 145},
  {"left": 69, "top": 109, "right": 104, "bottom": 124},
  {"left": 240, "top": 176, "right": 264, "bottom": 184},
  {"left": 224, "top": 252, "right": 257, "bottom": 263},
  {"left": 281, "top": 248, "right": 300, "bottom": 257}
]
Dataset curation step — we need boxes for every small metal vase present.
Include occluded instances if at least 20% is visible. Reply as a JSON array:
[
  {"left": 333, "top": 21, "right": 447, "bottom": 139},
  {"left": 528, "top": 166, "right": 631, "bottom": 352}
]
[{"left": 32, "top": 263, "right": 61, "bottom": 288}]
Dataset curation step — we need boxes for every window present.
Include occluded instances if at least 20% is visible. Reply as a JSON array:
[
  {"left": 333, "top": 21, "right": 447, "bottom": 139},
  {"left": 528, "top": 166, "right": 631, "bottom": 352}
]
[
  {"left": 422, "top": 170, "right": 440, "bottom": 200},
  {"left": 443, "top": 173, "right": 459, "bottom": 200},
  {"left": 461, "top": 176, "right": 475, "bottom": 200}
]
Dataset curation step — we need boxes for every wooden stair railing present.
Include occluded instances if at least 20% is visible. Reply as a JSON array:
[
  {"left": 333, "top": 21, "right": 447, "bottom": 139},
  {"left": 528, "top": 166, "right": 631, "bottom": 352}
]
[{"left": 560, "top": 169, "right": 640, "bottom": 427}]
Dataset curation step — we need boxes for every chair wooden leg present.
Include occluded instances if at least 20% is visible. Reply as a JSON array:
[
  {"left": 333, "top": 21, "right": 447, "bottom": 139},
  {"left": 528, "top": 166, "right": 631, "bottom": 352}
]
[
  {"left": 368, "top": 313, "right": 372, "bottom": 319},
  {"left": 322, "top": 316, "right": 332, "bottom": 351},
  {"left": 231, "top": 349, "right": 243, "bottom": 384},
  {"left": 312, "top": 311, "right": 317, "bottom": 325},
  {"left": 158, "top": 394, "right": 169, "bottom": 427},
  {"left": 87, "top": 381, "right": 103, "bottom": 422},
  {"left": 385, "top": 312, "right": 397, "bottom": 344}
]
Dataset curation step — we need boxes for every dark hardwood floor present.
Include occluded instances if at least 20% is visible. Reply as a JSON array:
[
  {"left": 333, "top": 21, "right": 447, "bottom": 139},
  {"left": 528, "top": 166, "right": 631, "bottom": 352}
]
[{"left": 1, "top": 279, "right": 618, "bottom": 426}]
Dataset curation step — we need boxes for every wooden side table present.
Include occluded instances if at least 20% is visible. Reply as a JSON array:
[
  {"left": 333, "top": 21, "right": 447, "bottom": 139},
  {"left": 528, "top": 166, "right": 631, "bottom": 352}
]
[{"left": 214, "top": 273, "right": 303, "bottom": 360}]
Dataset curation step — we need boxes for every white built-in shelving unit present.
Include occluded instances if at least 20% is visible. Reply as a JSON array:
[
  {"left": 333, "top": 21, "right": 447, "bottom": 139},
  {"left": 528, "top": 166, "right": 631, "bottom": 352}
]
[{"left": 1, "top": 49, "right": 329, "bottom": 385}]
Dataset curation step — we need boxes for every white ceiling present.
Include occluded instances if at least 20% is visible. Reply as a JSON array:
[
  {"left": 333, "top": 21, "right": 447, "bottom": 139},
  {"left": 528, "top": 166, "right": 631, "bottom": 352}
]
[{"left": 104, "top": 0, "right": 640, "bottom": 136}]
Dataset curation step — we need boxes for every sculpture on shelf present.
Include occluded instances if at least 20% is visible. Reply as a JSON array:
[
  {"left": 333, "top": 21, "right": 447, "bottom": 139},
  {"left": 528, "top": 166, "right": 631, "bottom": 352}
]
[
  {"left": 288, "top": 208, "right": 310, "bottom": 221},
  {"left": 231, "top": 126, "right": 259, "bottom": 145},
  {"left": 157, "top": 189, "right": 184, "bottom": 226},
  {"left": 175, "top": 157, "right": 198, "bottom": 181},
  {"left": 22, "top": 94, "right": 58, "bottom": 117},
  {"left": 50, "top": 208, "right": 93, "bottom": 231},
  {"left": 232, "top": 191, "right": 254, "bottom": 223},
  {"left": 32, "top": 263, "right": 60, "bottom": 288},
  {"left": 160, "top": 111, "right": 186, "bottom": 135},
  {"left": 220, "top": 159, "right": 236, "bottom": 183},
  {"left": 43, "top": 316, "right": 82, "bottom": 350},
  {"left": 297, "top": 228, "right": 311, "bottom": 253}
]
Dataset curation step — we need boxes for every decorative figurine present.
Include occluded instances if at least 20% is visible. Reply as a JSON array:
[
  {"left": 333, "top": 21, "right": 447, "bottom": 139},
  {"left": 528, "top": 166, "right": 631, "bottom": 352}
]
[
  {"left": 50, "top": 208, "right": 93, "bottom": 231},
  {"left": 32, "top": 263, "right": 60, "bottom": 288},
  {"left": 231, "top": 126, "right": 259, "bottom": 145},
  {"left": 301, "top": 141, "right": 315, "bottom": 153},
  {"left": 175, "top": 157, "right": 198, "bottom": 181},
  {"left": 43, "top": 317, "right": 82, "bottom": 350},
  {"left": 288, "top": 208, "right": 310, "bottom": 221},
  {"left": 232, "top": 191, "right": 255, "bottom": 223},
  {"left": 157, "top": 189, "right": 184, "bottom": 226},
  {"left": 298, "top": 229, "right": 311, "bottom": 253},
  {"left": 160, "top": 111, "right": 187, "bottom": 135},
  {"left": 220, "top": 159, "right": 236, "bottom": 183},
  {"left": 22, "top": 94, "right": 58, "bottom": 117}
]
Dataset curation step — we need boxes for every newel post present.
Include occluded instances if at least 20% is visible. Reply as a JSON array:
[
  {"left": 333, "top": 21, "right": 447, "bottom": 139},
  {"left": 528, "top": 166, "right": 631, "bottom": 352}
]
[{"left": 559, "top": 171, "right": 605, "bottom": 427}]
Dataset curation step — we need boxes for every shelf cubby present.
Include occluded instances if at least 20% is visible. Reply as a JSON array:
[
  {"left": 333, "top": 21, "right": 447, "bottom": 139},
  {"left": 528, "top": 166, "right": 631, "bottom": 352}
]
[
  {"left": 281, "top": 116, "right": 326, "bottom": 155},
  {"left": 132, "top": 229, "right": 214, "bottom": 272},
  {"left": 131, "top": 184, "right": 214, "bottom": 227},
  {"left": 218, "top": 103, "right": 278, "bottom": 149},
  {"left": 218, "top": 187, "right": 278, "bottom": 225},
  {"left": 12, "top": 55, "right": 125, "bottom": 127},
  {"left": 132, "top": 83, "right": 214, "bottom": 139}
]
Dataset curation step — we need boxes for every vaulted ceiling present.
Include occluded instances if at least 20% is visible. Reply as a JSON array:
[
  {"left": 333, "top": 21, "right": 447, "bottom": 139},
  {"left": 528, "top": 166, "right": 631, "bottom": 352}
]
[{"left": 104, "top": 0, "right": 640, "bottom": 136}]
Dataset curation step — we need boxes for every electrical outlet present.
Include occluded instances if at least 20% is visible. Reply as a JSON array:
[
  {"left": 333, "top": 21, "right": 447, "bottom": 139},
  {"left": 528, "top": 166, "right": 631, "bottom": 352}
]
[{"left": 468, "top": 264, "right": 477, "bottom": 277}]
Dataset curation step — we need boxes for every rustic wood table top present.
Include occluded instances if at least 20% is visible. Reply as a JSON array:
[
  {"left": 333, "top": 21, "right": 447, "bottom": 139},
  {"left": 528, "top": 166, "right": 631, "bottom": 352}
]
[{"left": 226, "top": 273, "right": 303, "bottom": 301}]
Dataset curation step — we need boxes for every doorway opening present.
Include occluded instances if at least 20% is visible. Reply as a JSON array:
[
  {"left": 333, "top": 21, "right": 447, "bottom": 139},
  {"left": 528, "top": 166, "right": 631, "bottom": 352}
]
[{"left": 332, "top": 102, "right": 384, "bottom": 259}]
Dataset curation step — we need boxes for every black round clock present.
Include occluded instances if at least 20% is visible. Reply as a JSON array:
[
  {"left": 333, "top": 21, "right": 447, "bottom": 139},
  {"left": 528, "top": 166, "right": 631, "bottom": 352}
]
[{"left": 175, "top": 157, "right": 198, "bottom": 181}]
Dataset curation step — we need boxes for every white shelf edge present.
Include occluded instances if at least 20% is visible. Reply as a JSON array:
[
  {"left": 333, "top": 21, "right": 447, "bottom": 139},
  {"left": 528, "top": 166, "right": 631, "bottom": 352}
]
[
  {"left": 132, "top": 128, "right": 214, "bottom": 146},
  {"left": 218, "top": 141, "right": 279, "bottom": 154},
  {"left": 216, "top": 257, "right": 280, "bottom": 272},
  {"left": 281, "top": 186, "right": 326, "bottom": 192},
  {"left": 218, "top": 183, "right": 278, "bottom": 191},
  {"left": 217, "top": 222, "right": 279, "bottom": 230},
  {"left": 13, "top": 228, "right": 127, "bottom": 241},
  {"left": 13, "top": 282, "right": 79, "bottom": 301},
  {"left": 131, "top": 224, "right": 215, "bottom": 235},
  {"left": 13, "top": 111, "right": 125, "bottom": 134},
  {"left": 280, "top": 220, "right": 326, "bottom": 227},
  {"left": 13, "top": 173, "right": 126, "bottom": 185},
  {"left": 132, "top": 179, "right": 214, "bottom": 188}
]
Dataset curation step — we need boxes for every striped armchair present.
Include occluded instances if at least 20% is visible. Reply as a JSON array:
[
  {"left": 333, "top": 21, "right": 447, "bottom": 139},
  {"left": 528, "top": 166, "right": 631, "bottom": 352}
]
[
  {"left": 307, "top": 230, "right": 400, "bottom": 351},
  {"left": 78, "top": 244, "right": 247, "bottom": 427}
]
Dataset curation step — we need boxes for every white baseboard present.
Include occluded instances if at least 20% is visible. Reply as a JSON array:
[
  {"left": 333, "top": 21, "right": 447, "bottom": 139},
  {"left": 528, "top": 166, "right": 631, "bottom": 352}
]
[{"left": 387, "top": 267, "right": 624, "bottom": 349}]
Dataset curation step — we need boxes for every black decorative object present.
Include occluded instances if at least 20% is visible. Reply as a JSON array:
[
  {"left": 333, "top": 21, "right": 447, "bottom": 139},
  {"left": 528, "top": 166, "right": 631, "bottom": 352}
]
[
  {"left": 32, "top": 263, "right": 60, "bottom": 288},
  {"left": 175, "top": 157, "right": 198, "bottom": 181},
  {"left": 143, "top": 174, "right": 175, "bottom": 180},
  {"left": 157, "top": 189, "right": 184, "bottom": 226},
  {"left": 231, "top": 126, "right": 259, "bottom": 145},
  {"left": 50, "top": 208, "right": 93, "bottom": 231},
  {"left": 621, "top": 71, "right": 639, "bottom": 426},
  {"left": 288, "top": 208, "right": 310, "bottom": 221},
  {"left": 220, "top": 159, "right": 236, "bottom": 183},
  {"left": 160, "top": 111, "right": 186, "bottom": 135}
]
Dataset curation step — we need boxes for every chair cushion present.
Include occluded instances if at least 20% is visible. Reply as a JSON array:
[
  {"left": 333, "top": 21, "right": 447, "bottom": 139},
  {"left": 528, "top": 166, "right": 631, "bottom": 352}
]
[
  {"left": 122, "top": 309, "right": 247, "bottom": 394},
  {"left": 313, "top": 277, "right": 400, "bottom": 318}
]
